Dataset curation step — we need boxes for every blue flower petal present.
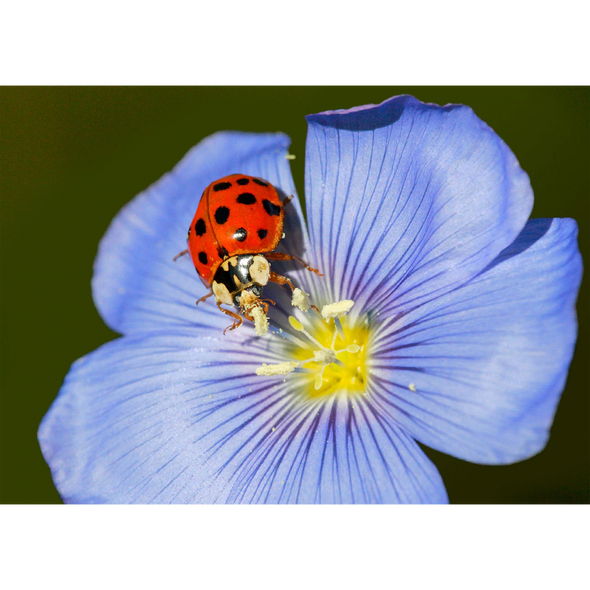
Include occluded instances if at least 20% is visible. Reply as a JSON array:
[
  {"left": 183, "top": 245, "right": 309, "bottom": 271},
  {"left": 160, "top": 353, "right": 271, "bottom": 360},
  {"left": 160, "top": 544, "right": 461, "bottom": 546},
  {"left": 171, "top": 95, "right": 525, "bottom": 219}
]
[
  {"left": 92, "top": 132, "right": 309, "bottom": 336},
  {"left": 304, "top": 95, "right": 534, "bottom": 310},
  {"left": 39, "top": 331, "right": 447, "bottom": 503},
  {"left": 370, "top": 218, "right": 582, "bottom": 464}
]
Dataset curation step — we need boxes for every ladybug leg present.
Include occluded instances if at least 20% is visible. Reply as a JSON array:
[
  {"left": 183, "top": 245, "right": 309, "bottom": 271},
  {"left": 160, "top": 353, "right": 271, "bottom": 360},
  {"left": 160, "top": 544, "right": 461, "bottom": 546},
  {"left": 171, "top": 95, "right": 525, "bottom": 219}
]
[
  {"left": 265, "top": 252, "right": 323, "bottom": 276},
  {"left": 254, "top": 300, "right": 271, "bottom": 315},
  {"left": 281, "top": 194, "right": 294, "bottom": 207},
  {"left": 173, "top": 249, "right": 189, "bottom": 261},
  {"left": 242, "top": 300, "right": 270, "bottom": 324},
  {"left": 196, "top": 291, "right": 214, "bottom": 306},
  {"left": 269, "top": 271, "right": 295, "bottom": 292},
  {"left": 216, "top": 299, "right": 243, "bottom": 335}
]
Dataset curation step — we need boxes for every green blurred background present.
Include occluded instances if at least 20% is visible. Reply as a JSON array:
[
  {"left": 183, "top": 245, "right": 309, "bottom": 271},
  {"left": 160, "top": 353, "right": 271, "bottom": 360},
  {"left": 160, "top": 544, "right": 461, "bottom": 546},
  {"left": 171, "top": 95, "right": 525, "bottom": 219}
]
[{"left": 1, "top": 87, "right": 588, "bottom": 504}]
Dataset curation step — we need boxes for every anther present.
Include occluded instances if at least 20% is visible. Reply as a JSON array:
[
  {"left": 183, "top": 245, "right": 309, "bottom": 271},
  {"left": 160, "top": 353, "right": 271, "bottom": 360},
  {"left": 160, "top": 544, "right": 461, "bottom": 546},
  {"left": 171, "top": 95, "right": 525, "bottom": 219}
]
[
  {"left": 291, "top": 288, "right": 311, "bottom": 312},
  {"left": 320, "top": 301, "right": 354, "bottom": 341},
  {"left": 321, "top": 300, "right": 354, "bottom": 319},
  {"left": 289, "top": 316, "right": 304, "bottom": 331},
  {"left": 256, "top": 361, "right": 300, "bottom": 376}
]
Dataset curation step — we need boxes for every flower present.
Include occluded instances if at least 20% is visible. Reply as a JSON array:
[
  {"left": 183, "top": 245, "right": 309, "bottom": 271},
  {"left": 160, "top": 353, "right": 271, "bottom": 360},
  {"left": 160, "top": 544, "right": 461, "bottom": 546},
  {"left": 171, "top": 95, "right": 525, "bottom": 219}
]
[{"left": 38, "top": 95, "right": 582, "bottom": 503}]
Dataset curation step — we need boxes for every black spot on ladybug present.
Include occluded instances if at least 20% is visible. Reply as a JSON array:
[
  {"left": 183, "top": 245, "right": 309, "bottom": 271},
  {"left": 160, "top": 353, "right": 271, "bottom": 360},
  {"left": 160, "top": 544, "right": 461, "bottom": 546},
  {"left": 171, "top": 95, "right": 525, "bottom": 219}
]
[
  {"left": 263, "top": 199, "right": 281, "bottom": 217},
  {"left": 213, "top": 182, "right": 231, "bottom": 192},
  {"left": 215, "top": 206, "right": 230, "bottom": 224},
  {"left": 258, "top": 229, "right": 268, "bottom": 239},
  {"left": 237, "top": 178, "right": 250, "bottom": 185},
  {"left": 198, "top": 251, "right": 208, "bottom": 265},
  {"left": 253, "top": 178, "right": 268, "bottom": 187},
  {"left": 233, "top": 228, "right": 247, "bottom": 242},
  {"left": 237, "top": 192, "right": 256, "bottom": 205},
  {"left": 195, "top": 218, "right": 206, "bottom": 236},
  {"left": 218, "top": 246, "right": 229, "bottom": 258}
]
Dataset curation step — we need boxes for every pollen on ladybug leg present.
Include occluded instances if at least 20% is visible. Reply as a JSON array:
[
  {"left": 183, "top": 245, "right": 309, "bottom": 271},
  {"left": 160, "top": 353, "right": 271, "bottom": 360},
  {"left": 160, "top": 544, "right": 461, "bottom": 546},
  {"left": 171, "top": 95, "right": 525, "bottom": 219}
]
[
  {"left": 251, "top": 304, "right": 269, "bottom": 337},
  {"left": 239, "top": 290, "right": 269, "bottom": 337}
]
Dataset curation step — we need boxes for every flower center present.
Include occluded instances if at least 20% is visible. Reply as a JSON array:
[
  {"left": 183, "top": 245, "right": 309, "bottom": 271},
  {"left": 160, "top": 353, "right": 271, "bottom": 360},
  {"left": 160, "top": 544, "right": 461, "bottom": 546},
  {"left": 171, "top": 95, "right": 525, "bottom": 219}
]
[{"left": 256, "top": 292, "right": 371, "bottom": 400}]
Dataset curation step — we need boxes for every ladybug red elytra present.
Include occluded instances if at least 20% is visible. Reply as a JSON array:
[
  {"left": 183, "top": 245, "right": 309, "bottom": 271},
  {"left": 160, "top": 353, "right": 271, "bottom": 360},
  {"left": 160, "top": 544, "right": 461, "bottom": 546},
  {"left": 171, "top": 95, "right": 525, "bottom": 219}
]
[{"left": 174, "top": 174, "right": 321, "bottom": 334}]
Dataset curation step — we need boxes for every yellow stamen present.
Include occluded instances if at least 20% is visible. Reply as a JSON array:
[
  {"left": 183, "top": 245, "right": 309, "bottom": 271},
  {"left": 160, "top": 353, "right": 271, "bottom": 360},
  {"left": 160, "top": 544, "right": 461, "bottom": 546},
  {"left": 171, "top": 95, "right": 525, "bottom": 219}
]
[{"left": 288, "top": 315, "right": 324, "bottom": 348}]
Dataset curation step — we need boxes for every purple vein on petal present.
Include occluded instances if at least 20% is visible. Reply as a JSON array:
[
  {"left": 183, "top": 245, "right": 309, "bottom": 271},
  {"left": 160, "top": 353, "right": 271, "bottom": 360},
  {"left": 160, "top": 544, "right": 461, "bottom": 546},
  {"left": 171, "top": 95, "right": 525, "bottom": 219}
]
[{"left": 225, "top": 395, "right": 324, "bottom": 503}]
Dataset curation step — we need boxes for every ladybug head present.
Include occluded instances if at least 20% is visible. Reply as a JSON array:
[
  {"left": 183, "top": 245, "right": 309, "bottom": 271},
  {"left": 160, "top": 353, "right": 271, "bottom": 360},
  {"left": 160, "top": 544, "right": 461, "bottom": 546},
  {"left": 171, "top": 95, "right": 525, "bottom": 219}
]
[{"left": 212, "top": 254, "right": 271, "bottom": 308}]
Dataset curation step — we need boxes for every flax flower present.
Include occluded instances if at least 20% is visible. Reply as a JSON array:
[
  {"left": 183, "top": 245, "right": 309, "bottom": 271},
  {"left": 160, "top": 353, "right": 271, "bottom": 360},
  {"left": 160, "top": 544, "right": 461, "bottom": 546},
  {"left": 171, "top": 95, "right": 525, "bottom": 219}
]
[{"left": 39, "top": 96, "right": 582, "bottom": 503}]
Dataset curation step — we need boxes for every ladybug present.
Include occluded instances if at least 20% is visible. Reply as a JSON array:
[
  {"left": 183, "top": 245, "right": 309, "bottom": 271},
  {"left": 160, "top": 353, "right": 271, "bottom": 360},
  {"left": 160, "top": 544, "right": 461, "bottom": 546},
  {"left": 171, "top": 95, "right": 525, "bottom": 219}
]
[{"left": 175, "top": 174, "right": 321, "bottom": 334}]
